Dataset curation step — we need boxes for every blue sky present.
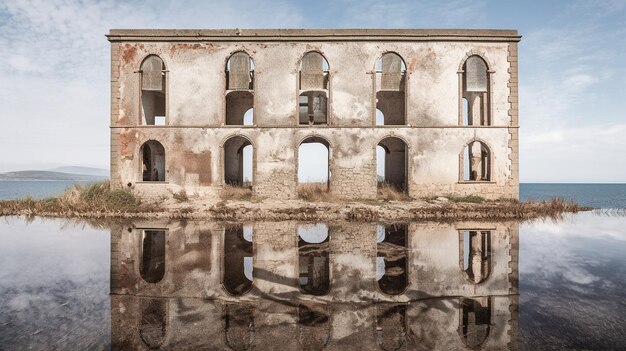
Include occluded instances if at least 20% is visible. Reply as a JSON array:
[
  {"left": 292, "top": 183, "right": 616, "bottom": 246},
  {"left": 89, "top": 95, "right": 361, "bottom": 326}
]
[{"left": 0, "top": 0, "right": 624, "bottom": 182}]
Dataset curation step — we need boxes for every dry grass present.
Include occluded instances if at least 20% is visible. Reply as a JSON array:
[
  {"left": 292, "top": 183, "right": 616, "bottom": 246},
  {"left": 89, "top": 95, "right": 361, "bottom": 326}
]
[
  {"left": 298, "top": 183, "right": 333, "bottom": 202},
  {"left": 220, "top": 184, "right": 252, "bottom": 200},
  {"left": 407, "top": 197, "right": 591, "bottom": 221},
  {"left": 377, "top": 183, "right": 411, "bottom": 201},
  {"left": 345, "top": 207, "right": 379, "bottom": 221},
  {"left": 446, "top": 194, "right": 485, "bottom": 203},
  {"left": 0, "top": 181, "right": 161, "bottom": 217},
  {"left": 172, "top": 189, "right": 189, "bottom": 202}
]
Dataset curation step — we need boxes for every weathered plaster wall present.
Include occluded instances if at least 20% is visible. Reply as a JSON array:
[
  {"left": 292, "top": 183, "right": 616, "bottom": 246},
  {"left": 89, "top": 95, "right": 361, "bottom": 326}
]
[{"left": 109, "top": 30, "right": 520, "bottom": 201}]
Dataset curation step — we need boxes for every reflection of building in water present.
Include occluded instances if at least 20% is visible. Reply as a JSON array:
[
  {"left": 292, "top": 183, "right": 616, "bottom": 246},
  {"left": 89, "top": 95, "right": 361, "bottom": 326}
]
[
  {"left": 376, "top": 304, "right": 408, "bottom": 350},
  {"left": 460, "top": 230, "right": 491, "bottom": 284},
  {"left": 139, "top": 298, "right": 167, "bottom": 349},
  {"left": 459, "top": 297, "right": 491, "bottom": 348},
  {"left": 298, "top": 223, "right": 330, "bottom": 295},
  {"left": 111, "top": 296, "right": 517, "bottom": 350},
  {"left": 140, "top": 230, "right": 166, "bottom": 283},
  {"left": 298, "top": 304, "right": 330, "bottom": 351},
  {"left": 224, "top": 304, "right": 254, "bottom": 351},
  {"left": 110, "top": 220, "right": 519, "bottom": 349},
  {"left": 223, "top": 225, "right": 254, "bottom": 295},
  {"left": 376, "top": 224, "right": 408, "bottom": 295}
]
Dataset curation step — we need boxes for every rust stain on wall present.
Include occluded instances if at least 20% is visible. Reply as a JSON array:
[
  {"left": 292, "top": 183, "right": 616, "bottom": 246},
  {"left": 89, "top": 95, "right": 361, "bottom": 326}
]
[
  {"left": 172, "top": 150, "right": 212, "bottom": 185},
  {"left": 119, "top": 130, "right": 138, "bottom": 160},
  {"left": 122, "top": 44, "right": 137, "bottom": 65}
]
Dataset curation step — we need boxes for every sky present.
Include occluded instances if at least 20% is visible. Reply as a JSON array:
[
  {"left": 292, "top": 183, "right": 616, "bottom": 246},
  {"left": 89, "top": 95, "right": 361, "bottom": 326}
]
[{"left": 0, "top": 0, "right": 624, "bottom": 183}]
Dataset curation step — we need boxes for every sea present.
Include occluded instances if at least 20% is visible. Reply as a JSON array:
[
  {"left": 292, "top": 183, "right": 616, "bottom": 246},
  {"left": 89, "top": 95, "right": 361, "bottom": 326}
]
[
  {"left": 0, "top": 180, "right": 98, "bottom": 200},
  {"left": 0, "top": 182, "right": 624, "bottom": 350}
]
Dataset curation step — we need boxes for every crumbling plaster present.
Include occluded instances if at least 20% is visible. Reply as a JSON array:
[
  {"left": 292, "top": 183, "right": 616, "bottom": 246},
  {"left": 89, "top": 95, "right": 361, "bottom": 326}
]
[{"left": 109, "top": 29, "right": 520, "bottom": 200}]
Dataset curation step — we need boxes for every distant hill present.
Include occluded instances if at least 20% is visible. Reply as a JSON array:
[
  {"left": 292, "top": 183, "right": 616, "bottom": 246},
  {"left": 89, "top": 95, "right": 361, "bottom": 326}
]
[
  {"left": 0, "top": 170, "right": 108, "bottom": 181},
  {"left": 49, "top": 166, "right": 109, "bottom": 177}
]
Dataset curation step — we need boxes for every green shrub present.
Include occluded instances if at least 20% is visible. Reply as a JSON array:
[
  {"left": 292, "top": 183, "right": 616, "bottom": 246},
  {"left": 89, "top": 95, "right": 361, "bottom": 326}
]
[{"left": 447, "top": 195, "right": 485, "bottom": 203}]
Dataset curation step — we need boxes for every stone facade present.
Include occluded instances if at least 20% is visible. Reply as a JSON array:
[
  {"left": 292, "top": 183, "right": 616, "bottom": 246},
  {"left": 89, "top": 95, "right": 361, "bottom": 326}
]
[{"left": 107, "top": 29, "right": 521, "bottom": 201}]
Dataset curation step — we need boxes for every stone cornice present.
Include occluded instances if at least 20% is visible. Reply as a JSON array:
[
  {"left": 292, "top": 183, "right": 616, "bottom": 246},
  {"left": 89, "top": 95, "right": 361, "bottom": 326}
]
[{"left": 107, "top": 29, "right": 521, "bottom": 43}]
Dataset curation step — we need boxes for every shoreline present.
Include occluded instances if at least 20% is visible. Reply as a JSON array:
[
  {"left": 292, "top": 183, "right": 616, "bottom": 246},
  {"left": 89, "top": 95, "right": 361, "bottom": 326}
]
[{"left": 0, "top": 197, "right": 592, "bottom": 222}]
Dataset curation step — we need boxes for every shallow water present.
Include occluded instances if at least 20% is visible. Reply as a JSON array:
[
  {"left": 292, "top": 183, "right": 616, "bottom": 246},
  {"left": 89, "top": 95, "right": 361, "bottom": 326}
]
[{"left": 0, "top": 213, "right": 624, "bottom": 350}]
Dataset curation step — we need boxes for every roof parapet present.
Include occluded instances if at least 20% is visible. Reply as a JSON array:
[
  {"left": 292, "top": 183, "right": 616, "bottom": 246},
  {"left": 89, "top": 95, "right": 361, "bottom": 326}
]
[{"left": 107, "top": 29, "right": 521, "bottom": 43}]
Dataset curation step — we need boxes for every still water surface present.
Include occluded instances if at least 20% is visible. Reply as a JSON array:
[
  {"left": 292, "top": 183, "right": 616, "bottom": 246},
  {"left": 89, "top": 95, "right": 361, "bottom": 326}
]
[{"left": 0, "top": 212, "right": 624, "bottom": 350}]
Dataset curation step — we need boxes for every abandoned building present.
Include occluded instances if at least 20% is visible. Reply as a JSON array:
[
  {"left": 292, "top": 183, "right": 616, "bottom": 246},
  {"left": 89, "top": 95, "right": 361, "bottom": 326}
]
[{"left": 107, "top": 29, "right": 520, "bottom": 200}]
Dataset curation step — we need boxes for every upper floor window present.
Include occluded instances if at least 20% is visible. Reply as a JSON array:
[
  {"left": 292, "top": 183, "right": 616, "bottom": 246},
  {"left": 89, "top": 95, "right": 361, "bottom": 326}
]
[
  {"left": 461, "top": 55, "right": 491, "bottom": 126},
  {"left": 140, "top": 55, "right": 166, "bottom": 125},
  {"left": 299, "top": 52, "right": 330, "bottom": 125},
  {"left": 375, "top": 53, "right": 406, "bottom": 125},
  {"left": 226, "top": 52, "right": 254, "bottom": 125}
]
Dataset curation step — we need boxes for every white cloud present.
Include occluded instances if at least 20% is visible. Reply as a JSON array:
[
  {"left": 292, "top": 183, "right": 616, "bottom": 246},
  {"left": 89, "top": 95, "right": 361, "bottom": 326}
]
[
  {"left": 521, "top": 212, "right": 626, "bottom": 290},
  {"left": 0, "top": 0, "right": 304, "bottom": 170}
]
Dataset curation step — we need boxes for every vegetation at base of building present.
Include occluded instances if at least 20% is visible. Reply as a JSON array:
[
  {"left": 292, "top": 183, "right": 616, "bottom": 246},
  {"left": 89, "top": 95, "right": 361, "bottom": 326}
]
[
  {"left": 298, "top": 183, "right": 333, "bottom": 202},
  {"left": 445, "top": 195, "right": 485, "bottom": 203},
  {"left": 377, "top": 183, "right": 411, "bottom": 201},
  {"left": 0, "top": 181, "right": 158, "bottom": 216},
  {"left": 0, "top": 183, "right": 592, "bottom": 221},
  {"left": 172, "top": 189, "right": 189, "bottom": 202},
  {"left": 220, "top": 184, "right": 252, "bottom": 200}
]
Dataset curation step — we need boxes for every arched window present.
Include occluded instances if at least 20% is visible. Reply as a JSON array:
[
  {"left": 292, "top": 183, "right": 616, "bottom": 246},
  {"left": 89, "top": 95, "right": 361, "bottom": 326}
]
[
  {"left": 459, "top": 297, "right": 491, "bottom": 348},
  {"left": 376, "top": 304, "right": 407, "bottom": 351},
  {"left": 461, "top": 55, "right": 490, "bottom": 126},
  {"left": 375, "top": 53, "right": 406, "bottom": 125},
  {"left": 223, "top": 225, "right": 253, "bottom": 296},
  {"left": 299, "top": 52, "right": 329, "bottom": 125},
  {"left": 223, "top": 136, "right": 253, "bottom": 187},
  {"left": 298, "top": 223, "right": 330, "bottom": 295},
  {"left": 376, "top": 224, "right": 408, "bottom": 295},
  {"left": 140, "top": 55, "right": 166, "bottom": 125},
  {"left": 140, "top": 229, "right": 166, "bottom": 283},
  {"left": 462, "top": 141, "right": 491, "bottom": 181},
  {"left": 298, "top": 305, "right": 330, "bottom": 350},
  {"left": 140, "top": 298, "right": 167, "bottom": 349},
  {"left": 243, "top": 108, "right": 254, "bottom": 126},
  {"left": 140, "top": 140, "right": 165, "bottom": 182},
  {"left": 377, "top": 137, "right": 408, "bottom": 194},
  {"left": 298, "top": 137, "right": 330, "bottom": 196},
  {"left": 226, "top": 52, "right": 254, "bottom": 125},
  {"left": 460, "top": 230, "right": 491, "bottom": 284},
  {"left": 375, "top": 108, "right": 385, "bottom": 126}
]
